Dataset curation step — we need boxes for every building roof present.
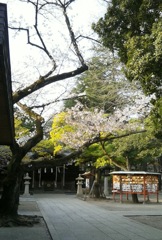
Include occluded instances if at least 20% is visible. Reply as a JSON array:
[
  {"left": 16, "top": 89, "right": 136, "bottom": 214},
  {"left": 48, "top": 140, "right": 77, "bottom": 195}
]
[
  {"left": 0, "top": 3, "right": 14, "bottom": 145},
  {"left": 110, "top": 171, "right": 161, "bottom": 175}
]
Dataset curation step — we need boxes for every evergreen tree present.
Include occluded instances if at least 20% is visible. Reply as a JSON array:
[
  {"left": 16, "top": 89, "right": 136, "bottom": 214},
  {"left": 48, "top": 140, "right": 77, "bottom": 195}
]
[
  {"left": 93, "top": 0, "right": 162, "bottom": 135},
  {"left": 64, "top": 47, "right": 135, "bottom": 113}
]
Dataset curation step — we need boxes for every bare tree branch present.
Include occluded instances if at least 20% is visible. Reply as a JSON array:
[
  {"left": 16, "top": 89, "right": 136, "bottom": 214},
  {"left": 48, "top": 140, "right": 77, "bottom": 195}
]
[
  {"left": 13, "top": 65, "right": 88, "bottom": 103},
  {"left": 9, "top": 2, "right": 57, "bottom": 78},
  {"left": 11, "top": 0, "right": 88, "bottom": 104},
  {"left": 61, "top": 2, "right": 86, "bottom": 66},
  {"left": 29, "top": 94, "right": 86, "bottom": 110},
  {"left": 76, "top": 35, "right": 102, "bottom": 44}
]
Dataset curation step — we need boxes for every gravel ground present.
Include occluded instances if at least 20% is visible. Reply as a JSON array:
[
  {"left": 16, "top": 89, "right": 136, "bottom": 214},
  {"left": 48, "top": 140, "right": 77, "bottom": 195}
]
[
  {"left": 85, "top": 194, "right": 162, "bottom": 231},
  {"left": 126, "top": 215, "right": 162, "bottom": 230}
]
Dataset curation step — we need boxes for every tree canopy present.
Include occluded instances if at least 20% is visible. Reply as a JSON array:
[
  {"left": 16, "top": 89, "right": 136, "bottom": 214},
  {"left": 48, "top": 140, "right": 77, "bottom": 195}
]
[
  {"left": 50, "top": 102, "right": 150, "bottom": 170},
  {"left": 92, "top": 0, "right": 162, "bottom": 97},
  {"left": 64, "top": 46, "right": 129, "bottom": 113},
  {"left": 93, "top": 0, "right": 162, "bottom": 138},
  {"left": 109, "top": 128, "right": 162, "bottom": 172}
]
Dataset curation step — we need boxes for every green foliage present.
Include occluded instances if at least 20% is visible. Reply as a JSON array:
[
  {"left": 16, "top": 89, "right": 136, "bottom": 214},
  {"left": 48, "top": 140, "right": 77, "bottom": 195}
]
[
  {"left": 93, "top": 0, "right": 162, "bottom": 141},
  {"left": 14, "top": 118, "right": 31, "bottom": 140},
  {"left": 0, "top": 146, "right": 12, "bottom": 169},
  {"left": 30, "top": 139, "right": 54, "bottom": 158},
  {"left": 50, "top": 112, "right": 74, "bottom": 155},
  {"left": 93, "top": 0, "right": 162, "bottom": 97},
  {"left": 94, "top": 156, "right": 110, "bottom": 169},
  {"left": 74, "top": 143, "right": 111, "bottom": 169},
  {"left": 110, "top": 128, "right": 162, "bottom": 170},
  {"left": 93, "top": 0, "right": 161, "bottom": 58},
  {"left": 75, "top": 117, "right": 162, "bottom": 171},
  {"left": 14, "top": 107, "right": 35, "bottom": 140},
  {"left": 149, "top": 98, "right": 162, "bottom": 137},
  {"left": 125, "top": 32, "right": 162, "bottom": 96},
  {"left": 64, "top": 46, "right": 129, "bottom": 113}
]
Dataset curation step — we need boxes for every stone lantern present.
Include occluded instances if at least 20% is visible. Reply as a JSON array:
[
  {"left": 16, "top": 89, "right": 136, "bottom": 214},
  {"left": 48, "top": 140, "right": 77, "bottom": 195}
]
[
  {"left": 76, "top": 174, "right": 84, "bottom": 197},
  {"left": 23, "top": 173, "right": 31, "bottom": 196}
]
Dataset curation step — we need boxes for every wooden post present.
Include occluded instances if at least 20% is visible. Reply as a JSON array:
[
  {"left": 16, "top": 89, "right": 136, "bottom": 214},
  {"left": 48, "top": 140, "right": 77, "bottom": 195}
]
[
  {"left": 32, "top": 170, "right": 35, "bottom": 188},
  {"left": 143, "top": 175, "right": 146, "bottom": 203},
  {"left": 62, "top": 164, "right": 65, "bottom": 188},
  {"left": 55, "top": 167, "right": 58, "bottom": 188},
  {"left": 38, "top": 169, "right": 41, "bottom": 188},
  {"left": 120, "top": 175, "right": 123, "bottom": 203},
  {"left": 157, "top": 180, "right": 159, "bottom": 203}
]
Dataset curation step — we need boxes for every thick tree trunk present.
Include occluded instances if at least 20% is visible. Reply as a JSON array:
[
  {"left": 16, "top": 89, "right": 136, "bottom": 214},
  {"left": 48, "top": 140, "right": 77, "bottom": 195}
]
[
  {"left": 93, "top": 181, "right": 100, "bottom": 198},
  {"left": 93, "top": 170, "right": 101, "bottom": 198},
  {"left": 0, "top": 105, "right": 43, "bottom": 217},
  {"left": 132, "top": 194, "right": 139, "bottom": 203},
  {"left": 0, "top": 153, "right": 23, "bottom": 216}
]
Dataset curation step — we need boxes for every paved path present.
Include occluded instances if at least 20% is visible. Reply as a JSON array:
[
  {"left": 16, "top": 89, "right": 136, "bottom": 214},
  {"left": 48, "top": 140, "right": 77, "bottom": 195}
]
[
  {"left": 36, "top": 194, "right": 162, "bottom": 240},
  {"left": 0, "top": 193, "right": 162, "bottom": 240}
]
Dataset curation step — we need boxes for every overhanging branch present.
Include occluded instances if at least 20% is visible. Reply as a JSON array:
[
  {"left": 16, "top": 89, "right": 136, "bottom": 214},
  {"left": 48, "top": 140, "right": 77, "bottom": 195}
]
[
  {"left": 13, "top": 65, "right": 88, "bottom": 104},
  {"left": 21, "top": 129, "right": 146, "bottom": 171}
]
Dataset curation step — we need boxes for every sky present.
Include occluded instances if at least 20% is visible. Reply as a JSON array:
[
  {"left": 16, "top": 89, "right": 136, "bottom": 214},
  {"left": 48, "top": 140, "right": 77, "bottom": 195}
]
[
  {"left": 1, "top": 0, "right": 107, "bottom": 56},
  {"left": 1, "top": 0, "right": 107, "bottom": 120},
  {"left": 4, "top": 0, "right": 107, "bottom": 61}
]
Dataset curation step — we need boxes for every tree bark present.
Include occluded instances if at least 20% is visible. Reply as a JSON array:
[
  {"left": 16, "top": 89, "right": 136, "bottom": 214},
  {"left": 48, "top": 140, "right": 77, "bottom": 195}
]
[
  {"left": 93, "top": 170, "right": 101, "bottom": 198},
  {"left": 0, "top": 106, "right": 44, "bottom": 216},
  {"left": 132, "top": 194, "right": 139, "bottom": 203},
  {"left": 0, "top": 152, "right": 23, "bottom": 216}
]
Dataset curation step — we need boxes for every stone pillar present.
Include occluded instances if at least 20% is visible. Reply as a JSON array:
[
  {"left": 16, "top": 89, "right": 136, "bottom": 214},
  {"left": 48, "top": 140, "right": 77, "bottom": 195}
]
[
  {"left": 76, "top": 174, "right": 84, "bottom": 197},
  {"left": 32, "top": 170, "right": 35, "bottom": 188},
  {"left": 23, "top": 173, "right": 31, "bottom": 196},
  {"left": 104, "top": 176, "right": 109, "bottom": 197}
]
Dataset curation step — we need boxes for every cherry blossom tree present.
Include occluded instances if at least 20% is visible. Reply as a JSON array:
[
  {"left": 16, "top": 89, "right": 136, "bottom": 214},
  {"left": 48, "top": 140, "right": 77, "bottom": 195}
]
[
  {"left": 0, "top": 0, "right": 90, "bottom": 219},
  {"left": 50, "top": 99, "right": 150, "bottom": 157}
]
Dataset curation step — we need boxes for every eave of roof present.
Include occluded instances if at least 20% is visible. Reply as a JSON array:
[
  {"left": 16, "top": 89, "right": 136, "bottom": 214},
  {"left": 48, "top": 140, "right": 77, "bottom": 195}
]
[{"left": 0, "top": 3, "right": 15, "bottom": 145}]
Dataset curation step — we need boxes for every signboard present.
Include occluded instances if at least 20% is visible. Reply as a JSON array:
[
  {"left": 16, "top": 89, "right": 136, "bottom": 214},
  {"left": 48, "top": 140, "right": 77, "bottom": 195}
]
[
  {"left": 110, "top": 171, "right": 160, "bottom": 203},
  {"left": 113, "top": 174, "right": 159, "bottom": 193}
]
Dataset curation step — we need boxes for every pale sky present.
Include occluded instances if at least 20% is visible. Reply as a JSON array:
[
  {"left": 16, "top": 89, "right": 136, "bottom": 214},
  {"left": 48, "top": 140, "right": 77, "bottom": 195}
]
[{"left": 1, "top": 0, "right": 107, "bottom": 119}]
